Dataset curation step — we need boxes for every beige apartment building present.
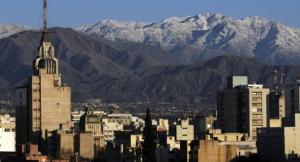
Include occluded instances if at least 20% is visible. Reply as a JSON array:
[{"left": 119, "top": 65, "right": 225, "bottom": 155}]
[{"left": 248, "top": 84, "right": 269, "bottom": 140}]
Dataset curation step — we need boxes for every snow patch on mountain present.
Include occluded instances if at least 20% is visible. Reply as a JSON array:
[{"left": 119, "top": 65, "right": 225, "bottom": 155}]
[{"left": 0, "top": 24, "right": 30, "bottom": 39}]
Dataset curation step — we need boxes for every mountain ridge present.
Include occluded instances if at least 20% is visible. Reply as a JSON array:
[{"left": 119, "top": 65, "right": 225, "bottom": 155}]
[{"left": 77, "top": 13, "right": 300, "bottom": 65}]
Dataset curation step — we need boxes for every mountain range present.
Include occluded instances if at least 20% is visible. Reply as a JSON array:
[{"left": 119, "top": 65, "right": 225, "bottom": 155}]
[
  {"left": 78, "top": 13, "right": 300, "bottom": 65},
  {"left": 1, "top": 13, "right": 300, "bottom": 104}
]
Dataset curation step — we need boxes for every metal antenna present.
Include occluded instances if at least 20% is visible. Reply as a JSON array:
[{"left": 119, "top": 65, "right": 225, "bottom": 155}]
[{"left": 43, "top": 0, "right": 48, "bottom": 31}]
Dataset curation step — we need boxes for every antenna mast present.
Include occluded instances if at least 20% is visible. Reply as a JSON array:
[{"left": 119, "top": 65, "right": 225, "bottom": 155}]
[{"left": 43, "top": 0, "right": 48, "bottom": 31}]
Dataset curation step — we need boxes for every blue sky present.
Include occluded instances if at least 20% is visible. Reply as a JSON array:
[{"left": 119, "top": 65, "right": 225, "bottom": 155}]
[{"left": 0, "top": 0, "right": 299, "bottom": 28}]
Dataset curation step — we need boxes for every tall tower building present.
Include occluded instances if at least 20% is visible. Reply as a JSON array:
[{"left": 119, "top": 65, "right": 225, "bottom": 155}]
[
  {"left": 16, "top": 0, "right": 71, "bottom": 149},
  {"left": 217, "top": 76, "right": 269, "bottom": 140}
]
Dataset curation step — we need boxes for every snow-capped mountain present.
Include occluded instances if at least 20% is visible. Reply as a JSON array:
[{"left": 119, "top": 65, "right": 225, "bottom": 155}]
[
  {"left": 1, "top": 13, "right": 300, "bottom": 64},
  {"left": 78, "top": 13, "right": 300, "bottom": 64},
  {"left": 0, "top": 24, "right": 30, "bottom": 39}
]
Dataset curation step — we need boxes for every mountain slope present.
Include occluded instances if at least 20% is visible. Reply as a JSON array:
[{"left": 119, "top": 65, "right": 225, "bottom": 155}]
[
  {"left": 78, "top": 13, "right": 300, "bottom": 64},
  {"left": 0, "top": 28, "right": 177, "bottom": 100},
  {"left": 1, "top": 27, "right": 300, "bottom": 104}
]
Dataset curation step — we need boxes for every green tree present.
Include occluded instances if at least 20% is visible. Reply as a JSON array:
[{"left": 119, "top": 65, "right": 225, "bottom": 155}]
[{"left": 142, "top": 109, "right": 157, "bottom": 162}]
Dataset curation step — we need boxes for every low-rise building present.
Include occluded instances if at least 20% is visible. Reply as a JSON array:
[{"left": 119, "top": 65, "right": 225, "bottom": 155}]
[
  {"left": 79, "top": 108, "right": 105, "bottom": 158},
  {"left": 0, "top": 114, "right": 15, "bottom": 153}
]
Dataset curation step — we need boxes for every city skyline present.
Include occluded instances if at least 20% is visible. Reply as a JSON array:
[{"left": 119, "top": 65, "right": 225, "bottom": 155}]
[{"left": 0, "top": 0, "right": 300, "bottom": 28}]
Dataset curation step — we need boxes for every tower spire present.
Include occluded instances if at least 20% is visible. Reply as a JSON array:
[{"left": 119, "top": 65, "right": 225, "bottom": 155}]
[
  {"left": 43, "top": 0, "right": 48, "bottom": 31},
  {"left": 33, "top": 0, "right": 59, "bottom": 75},
  {"left": 41, "top": 0, "right": 49, "bottom": 43}
]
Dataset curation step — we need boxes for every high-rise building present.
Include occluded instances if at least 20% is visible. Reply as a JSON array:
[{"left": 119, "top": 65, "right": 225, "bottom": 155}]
[
  {"left": 16, "top": 0, "right": 71, "bottom": 149},
  {"left": 217, "top": 76, "right": 269, "bottom": 140}
]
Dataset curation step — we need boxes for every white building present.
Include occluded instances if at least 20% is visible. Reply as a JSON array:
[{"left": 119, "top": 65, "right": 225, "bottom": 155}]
[
  {"left": 0, "top": 114, "right": 15, "bottom": 152},
  {"left": 102, "top": 121, "right": 124, "bottom": 141}
]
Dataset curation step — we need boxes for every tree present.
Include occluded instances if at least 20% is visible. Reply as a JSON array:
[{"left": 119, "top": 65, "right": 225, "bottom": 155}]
[{"left": 142, "top": 108, "right": 157, "bottom": 162}]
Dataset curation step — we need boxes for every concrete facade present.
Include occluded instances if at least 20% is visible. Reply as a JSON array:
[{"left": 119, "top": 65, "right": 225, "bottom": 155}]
[
  {"left": 76, "top": 132, "right": 94, "bottom": 160},
  {"left": 198, "top": 140, "right": 238, "bottom": 162}
]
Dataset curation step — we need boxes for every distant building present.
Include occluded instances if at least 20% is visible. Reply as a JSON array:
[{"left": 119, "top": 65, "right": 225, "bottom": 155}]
[
  {"left": 194, "top": 114, "right": 216, "bottom": 139},
  {"left": 105, "top": 113, "right": 133, "bottom": 125},
  {"left": 257, "top": 113, "right": 300, "bottom": 162},
  {"left": 176, "top": 118, "right": 194, "bottom": 162},
  {"left": 206, "top": 129, "right": 257, "bottom": 156},
  {"left": 157, "top": 119, "right": 169, "bottom": 134},
  {"left": 217, "top": 76, "right": 269, "bottom": 140},
  {"left": 103, "top": 121, "right": 124, "bottom": 142},
  {"left": 79, "top": 108, "right": 105, "bottom": 158},
  {"left": 176, "top": 118, "right": 194, "bottom": 141}
]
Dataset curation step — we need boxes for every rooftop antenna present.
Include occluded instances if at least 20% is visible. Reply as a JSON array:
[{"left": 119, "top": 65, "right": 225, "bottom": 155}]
[{"left": 43, "top": 0, "right": 48, "bottom": 31}]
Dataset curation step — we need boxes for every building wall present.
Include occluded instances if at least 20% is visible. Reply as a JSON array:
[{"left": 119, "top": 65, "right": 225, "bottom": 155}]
[
  {"left": 284, "top": 113, "right": 300, "bottom": 157},
  {"left": 58, "top": 133, "right": 74, "bottom": 160},
  {"left": 16, "top": 87, "right": 28, "bottom": 146},
  {"left": 198, "top": 140, "right": 238, "bottom": 162},
  {"left": 257, "top": 127, "right": 285, "bottom": 162},
  {"left": 77, "top": 133, "right": 94, "bottom": 160},
  {"left": 217, "top": 89, "right": 241, "bottom": 133},
  {"left": 38, "top": 71, "right": 71, "bottom": 139}
]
